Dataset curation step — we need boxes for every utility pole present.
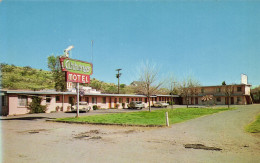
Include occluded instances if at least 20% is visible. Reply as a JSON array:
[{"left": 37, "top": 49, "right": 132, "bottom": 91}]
[
  {"left": 116, "top": 69, "right": 122, "bottom": 94},
  {"left": 91, "top": 40, "right": 94, "bottom": 63}
]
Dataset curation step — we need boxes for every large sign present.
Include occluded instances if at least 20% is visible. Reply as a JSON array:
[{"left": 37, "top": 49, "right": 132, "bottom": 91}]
[
  {"left": 66, "top": 72, "right": 90, "bottom": 83},
  {"left": 59, "top": 57, "right": 93, "bottom": 75},
  {"left": 60, "top": 57, "right": 92, "bottom": 84}
]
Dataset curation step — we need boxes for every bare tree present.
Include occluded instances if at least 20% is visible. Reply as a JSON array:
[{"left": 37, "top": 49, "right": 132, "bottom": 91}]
[
  {"left": 224, "top": 85, "right": 234, "bottom": 108},
  {"left": 165, "top": 74, "right": 178, "bottom": 108},
  {"left": 137, "top": 62, "right": 163, "bottom": 112},
  {"left": 178, "top": 77, "right": 200, "bottom": 108}
]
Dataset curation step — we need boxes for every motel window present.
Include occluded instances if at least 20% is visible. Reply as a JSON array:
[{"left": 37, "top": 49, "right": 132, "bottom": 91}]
[
  {"left": 2, "top": 95, "right": 7, "bottom": 106},
  {"left": 136, "top": 98, "right": 138, "bottom": 101},
  {"left": 139, "top": 98, "right": 142, "bottom": 102},
  {"left": 201, "top": 89, "right": 204, "bottom": 93},
  {"left": 92, "top": 97, "right": 97, "bottom": 104},
  {"left": 216, "top": 97, "right": 221, "bottom": 102},
  {"left": 216, "top": 88, "right": 221, "bottom": 93},
  {"left": 131, "top": 98, "right": 134, "bottom": 101},
  {"left": 46, "top": 96, "right": 51, "bottom": 103},
  {"left": 79, "top": 96, "right": 82, "bottom": 101},
  {"left": 102, "top": 97, "right": 106, "bottom": 104},
  {"left": 56, "top": 96, "right": 60, "bottom": 102},
  {"left": 159, "top": 97, "right": 161, "bottom": 101},
  {"left": 119, "top": 98, "right": 122, "bottom": 103},
  {"left": 237, "top": 97, "right": 241, "bottom": 103},
  {"left": 126, "top": 98, "right": 129, "bottom": 103},
  {"left": 85, "top": 97, "right": 89, "bottom": 103},
  {"left": 18, "top": 95, "right": 27, "bottom": 106},
  {"left": 237, "top": 87, "right": 242, "bottom": 92},
  {"left": 145, "top": 98, "right": 148, "bottom": 103}
]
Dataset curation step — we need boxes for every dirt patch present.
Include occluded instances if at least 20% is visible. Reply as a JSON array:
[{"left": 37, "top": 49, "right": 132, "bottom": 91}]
[
  {"left": 184, "top": 144, "right": 222, "bottom": 151},
  {"left": 89, "top": 136, "right": 102, "bottom": 140},
  {"left": 74, "top": 130, "right": 103, "bottom": 140},
  {"left": 18, "top": 129, "right": 49, "bottom": 134}
]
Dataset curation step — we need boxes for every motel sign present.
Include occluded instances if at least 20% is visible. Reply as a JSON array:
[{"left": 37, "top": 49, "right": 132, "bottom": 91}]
[{"left": 59, "top": 57, "right": 93, "bottom": 84}]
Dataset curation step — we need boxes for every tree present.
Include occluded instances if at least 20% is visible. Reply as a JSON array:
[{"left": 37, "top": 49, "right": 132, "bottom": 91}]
[
  {"left": 222, "top": 81, "right": 226, "bottom": 85},
  {"left": 28, "top": 96, "right": 47, "bottom": 113},
  {"left": 137, "top": 62, "right": 163, "bottom": 112},
  {"left": 165, "top": 74, "right": 178, "bottom": 108},
  {"left": 178, "top": 77, "right": 200, "bottom": 108},
  {"left": 251, "top": 86, "right": 260, "bottom": 103},
  {"left": 47, "top": 55, "right": 66, "bottom": 92},
  {"left": 224, "top": 85, "right": 234, "bottom": 108}
]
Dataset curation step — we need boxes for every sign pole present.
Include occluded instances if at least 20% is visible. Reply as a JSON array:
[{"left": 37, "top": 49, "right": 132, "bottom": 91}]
[{"left": 76, "top": 82, "right": 79, "bottom": 117}]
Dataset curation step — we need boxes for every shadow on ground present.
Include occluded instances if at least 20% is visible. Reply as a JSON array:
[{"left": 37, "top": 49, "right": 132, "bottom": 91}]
[{"left": 0, "top": 117, "right": 53, "bottom": 121}]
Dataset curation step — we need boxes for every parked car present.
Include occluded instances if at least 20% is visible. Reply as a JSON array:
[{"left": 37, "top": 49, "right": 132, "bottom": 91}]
[
  {"left": 153, "top": 102, "right": 169, "bottom": 108},
  {"left": 127, "top": 101, "right": 144, "bottom": 109},
  {"left": 71, "top": 102, "right": 91, "bottom": 112}
]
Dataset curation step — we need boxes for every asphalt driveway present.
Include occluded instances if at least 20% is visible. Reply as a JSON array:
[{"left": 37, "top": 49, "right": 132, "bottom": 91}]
[{"left": 1, "top": 105, "right": 260, "bottom": 163}]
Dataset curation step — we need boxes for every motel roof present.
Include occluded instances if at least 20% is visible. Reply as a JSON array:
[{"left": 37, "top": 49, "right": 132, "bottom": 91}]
[{"left": 0, "top": 89, "right": 179, "bottom": 98}]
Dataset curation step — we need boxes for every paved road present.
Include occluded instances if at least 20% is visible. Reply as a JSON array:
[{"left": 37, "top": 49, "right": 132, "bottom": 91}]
[{"left": 1, "top": 105, "right": 260, "bottom": 163}]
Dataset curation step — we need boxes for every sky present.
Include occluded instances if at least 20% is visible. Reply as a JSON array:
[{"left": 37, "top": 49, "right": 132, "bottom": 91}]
[{"left": 0, "top": 0, "right": 260, "bottom": 87}]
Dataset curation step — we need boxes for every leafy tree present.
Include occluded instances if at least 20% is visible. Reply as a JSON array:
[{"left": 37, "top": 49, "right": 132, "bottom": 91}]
[
  {"left": 47, "top": 55, "right": 66, "bottom": 91},
  {"left": 28, "top": 96, "right": 47, "bottom": 113},
  {"left": 251, "top": 86, "right": 260, "bottom": 103},
  {"left": 222, "top": 81, "right": 226, "bottom": 85}
]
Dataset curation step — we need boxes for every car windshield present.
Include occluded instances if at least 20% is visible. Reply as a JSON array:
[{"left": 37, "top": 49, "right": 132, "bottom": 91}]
[{"left": 135, "top": 102, "right": 142, "bottom": 104}]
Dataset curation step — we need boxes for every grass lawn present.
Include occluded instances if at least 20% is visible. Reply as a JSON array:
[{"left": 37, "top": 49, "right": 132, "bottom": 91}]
[
  {"left": 56, "top": 107, "right": 234, "bottom": 126},
  {"left": 245, "top": 114, "right": 260, "bottom": 133}
]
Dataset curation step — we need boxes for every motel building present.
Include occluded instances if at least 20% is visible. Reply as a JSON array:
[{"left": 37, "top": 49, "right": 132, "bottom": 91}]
[
  {"left": 0, "top": 84, "right": 252, "bottom": 116},
  {"left": 0, "top": 74, "right": 253, "bottom": 116},
  {"left": 182, "top": 75, "right": 252, "bottom": 106},
  {"left": 0, "top": 87, "right": 180, "bottom": 116},
  {"left": 182, "top": 84, "right": 252, "bottom": 106}
]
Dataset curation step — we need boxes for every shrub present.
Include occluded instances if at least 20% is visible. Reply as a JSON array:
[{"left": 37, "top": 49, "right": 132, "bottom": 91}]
[
  {"left": 168, "top": 101, "right": 175, "bottom": 105},
  {"left": 122, "top": 103, "right": 125, "bottom": 108},
  {"left": 115, "top": 104, "right": 119, "bottom": 109},
  {"left": 28, "top": 97, "right": 47, "bottom": 113},
  {"left": 56, "top": 106, "right": 60, "bottom": 111},
  {"left": 93, "top": 105, "right": 98, "bottom": 110}
]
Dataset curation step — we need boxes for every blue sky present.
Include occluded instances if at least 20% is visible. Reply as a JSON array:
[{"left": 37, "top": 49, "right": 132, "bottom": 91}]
[{"left": 1, "top": 0, "right": 260, "bottom": 87}]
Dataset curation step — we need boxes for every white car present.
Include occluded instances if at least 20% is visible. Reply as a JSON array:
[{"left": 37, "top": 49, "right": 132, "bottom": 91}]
[
  {"left": 153, "top": 102, "right": 169, "bottom": 108},
  {"left": 127, "top": 101, "right": 144, "bottom": 109},
  {"left": 71, "top": 102, "right": 91, "bottom": 112}
]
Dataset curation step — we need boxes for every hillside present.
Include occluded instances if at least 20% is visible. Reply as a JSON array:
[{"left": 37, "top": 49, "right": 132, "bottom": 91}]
[
  {"left": 1, "top": 64, "right": 55, "bottom": 90},
  {"left": 0, "top": 64, "right": 170, "bottom": 95}
]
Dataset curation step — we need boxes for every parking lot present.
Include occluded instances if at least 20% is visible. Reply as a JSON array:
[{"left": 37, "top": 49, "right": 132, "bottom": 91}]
[{"left": 1, "top": 105, "right": 260, "bottom": 163}]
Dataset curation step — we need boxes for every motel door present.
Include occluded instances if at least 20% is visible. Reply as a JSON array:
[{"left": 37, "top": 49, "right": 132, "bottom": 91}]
[
  {"left": 225, "top": 97, "right": 229, "bottom": 105},
  {"left": 195, "top": 97, "right": 198, "bottom": 105},
  {"left": 108, "top": 97, "right": 111, "bottom": 108},
  {"left": 231, "top": 97, "right": 234, "bottom": 105},
  {"left": 114, "top": 98, "right": 117, "bottom": 108}
]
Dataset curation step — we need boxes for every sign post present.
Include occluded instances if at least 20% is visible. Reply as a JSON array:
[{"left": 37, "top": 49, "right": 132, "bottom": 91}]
[
  {"left": 76, "top": 82, "right": 80, "bottom": 117},
  {"left": 59, "top": 56, "right": 93, "bottom": 118}
]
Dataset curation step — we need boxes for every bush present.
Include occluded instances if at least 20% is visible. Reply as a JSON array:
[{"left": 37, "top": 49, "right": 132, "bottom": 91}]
[
  {"left": 28, "top": 97, "right": 47, "bottom": 113},
  {"left": 168, "top": 101, "right": 175, "bottom": 105},
  {"left": 93, "top": 105, "right": 98, "bottom": 110},
  {"left": 122, "top": 103, "right": 125, "bottom": 108},
  {"left": 115, "top": 104, "right": 119, "bottom": 109}
]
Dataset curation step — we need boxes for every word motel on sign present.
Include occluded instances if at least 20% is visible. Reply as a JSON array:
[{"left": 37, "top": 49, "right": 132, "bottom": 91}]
[{"left": 66, "top": 72, "right": 90, "bottom": 84}]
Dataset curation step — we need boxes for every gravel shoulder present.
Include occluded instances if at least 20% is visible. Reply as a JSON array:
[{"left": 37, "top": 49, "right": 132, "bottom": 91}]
[{"left": 1, "top": 105, "right": 260, "bottom": 163}]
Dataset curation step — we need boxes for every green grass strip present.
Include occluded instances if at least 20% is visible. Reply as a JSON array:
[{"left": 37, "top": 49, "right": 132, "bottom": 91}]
[
  {"left": 56, "top": 107, "right": 234, "bottom": 126},
  {"left": 245, "top": 113, "right": 260, "bottom": 133}
]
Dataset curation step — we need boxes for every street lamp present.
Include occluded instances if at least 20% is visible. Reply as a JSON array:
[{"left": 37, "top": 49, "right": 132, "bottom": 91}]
[{"left": 116, "top": 69, "right": 122, "bottom": 94}]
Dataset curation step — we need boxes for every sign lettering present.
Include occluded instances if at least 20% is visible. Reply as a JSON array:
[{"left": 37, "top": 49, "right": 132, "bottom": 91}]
[
  {"left": 66, "top": 72, "right": 90, "bottom": 84},
  {"left": 59, "top": 57, "right": 93, "bottom": 75}
]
